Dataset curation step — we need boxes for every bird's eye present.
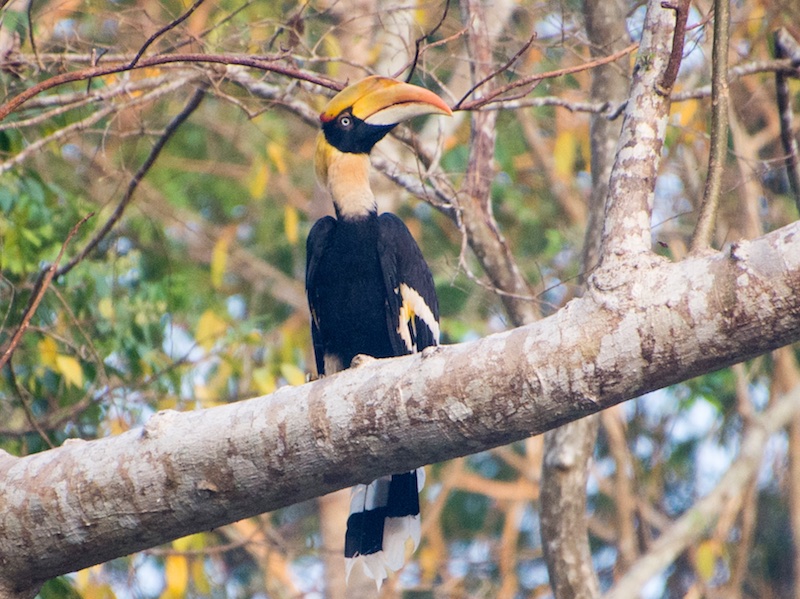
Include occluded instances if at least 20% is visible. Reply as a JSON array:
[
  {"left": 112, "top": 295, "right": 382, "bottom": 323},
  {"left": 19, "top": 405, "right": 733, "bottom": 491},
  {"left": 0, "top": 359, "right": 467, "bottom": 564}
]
[{"left": 338, "top": 114, "right": 353, "bottom": 128}]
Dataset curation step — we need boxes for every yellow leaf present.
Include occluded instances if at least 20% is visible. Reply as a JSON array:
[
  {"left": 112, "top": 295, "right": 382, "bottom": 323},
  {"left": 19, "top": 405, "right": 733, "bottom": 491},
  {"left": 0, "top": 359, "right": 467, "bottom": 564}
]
[
  {"left": 173, "top": 532, "right": 205, "bottom": 552},
  {"left": 38, "top": 337, "right": 58, "bottom": 369},
  {"left": 192, "top": 556, "right": 211, "bottom": 594},
  {"left": 55, "top": 354, "right": 83, "bottom": 388},
  {"left": 553, "top": 130, "right": 577, "bottom": 182},
  {"left": 211, "top": 226, "right": 236, "bottom": 290},
  {"left": 252, "top": 366, "right": 277, "bottom": 395},
  {"left": 694, "top": 539, "right": 721, "bottom": 582},
  {"left": 267, "top": 142, "right": 287, "bottom": 175},
  {"left": 108, "top": 417, "right": 129, "bottom": 436},
  {"left": 196, "top": 309, "right": 228, "bottom": 350},
  {"left": 284, "top": 205, "right": 299, "bottom": 245},
  {"left": 280, "top": 362, "right": 306, "bottom": 386},
  {"left": 321, "top": 37, "right": 343, "bottom": 77},
  {"left": 98, "top": 297, "right": 114, "bottom": 320},
  {"left": 248, "top": 158, "right": 269, "bottom": 200},
  {"left": 162, "top": 555, "right": 189, "bottom": 599}
]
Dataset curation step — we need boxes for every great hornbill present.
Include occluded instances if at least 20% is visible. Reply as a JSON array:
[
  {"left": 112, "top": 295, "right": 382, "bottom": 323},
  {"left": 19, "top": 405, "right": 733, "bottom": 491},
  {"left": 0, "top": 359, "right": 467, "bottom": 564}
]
[{"left": 305, "top": 76, "right": 451, "bottom": 583}]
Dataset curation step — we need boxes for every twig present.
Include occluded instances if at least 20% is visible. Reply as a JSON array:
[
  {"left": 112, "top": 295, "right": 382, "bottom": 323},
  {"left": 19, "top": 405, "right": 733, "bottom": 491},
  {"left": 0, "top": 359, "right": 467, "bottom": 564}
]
[
  {"left": 456, "top": 43, "right": 638, "bottom": 111},
  {"left": 55, "top": 86, "right": 207, "bottom": 279},
  {"left": 25, "top": 0, "right": 42, "bottom": 71},
  {"left": 689, "top": 0, "right": 729, "bottom": 252},
  {"left": 0, "top": 76, "right": 193, "bottom": 174},
  {"left": 0, "top": 73, "right": 180, "bottom": 131},
  {"left": 163, "top": 0, "right": 255, "bottom": 54},
  {"left": 774, "top": 28, "right": 800, "bottom": 212},
  {"left": 401, "top": 0, "right": 451, "bottom": 82},
  {"left": 3, "top": 360, "right": 55, "bottom": 448},
  {"left": 453, "top": 29, "right": 538, "bottom": 109},
  {"left": 0, "top": 213, "right": 94, "bottom": 371},
  {"left": 128, "top": 0, "right": 206, "bottom": 68},
  {"left": 656, "top": 0, "right": 690, "bottom": 95},
  {"left": 0, "top": 53, "right": 340, "bottom": 123}
]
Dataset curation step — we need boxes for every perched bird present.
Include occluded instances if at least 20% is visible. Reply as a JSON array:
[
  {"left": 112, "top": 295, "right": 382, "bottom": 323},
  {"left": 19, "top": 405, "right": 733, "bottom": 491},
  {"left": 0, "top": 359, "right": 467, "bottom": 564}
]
[{"left": 305, "top": 76, "right": 451, "bottom": 584}]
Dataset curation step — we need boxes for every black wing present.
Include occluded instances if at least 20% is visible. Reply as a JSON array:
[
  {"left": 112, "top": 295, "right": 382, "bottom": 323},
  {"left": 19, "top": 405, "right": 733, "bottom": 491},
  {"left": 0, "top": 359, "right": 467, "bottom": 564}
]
[
  {"left": 377, "top": 212, "right": 440, "bottom": 355},
  {"left": 306, "top": 216, "right": 337, "bottom": 376}
]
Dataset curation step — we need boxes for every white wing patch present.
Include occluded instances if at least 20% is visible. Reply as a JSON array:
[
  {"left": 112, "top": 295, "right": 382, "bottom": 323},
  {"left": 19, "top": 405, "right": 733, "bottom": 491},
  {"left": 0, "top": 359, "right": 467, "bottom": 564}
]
[{"left": 397, "top": 283, "right": 440, "bottom": 352}]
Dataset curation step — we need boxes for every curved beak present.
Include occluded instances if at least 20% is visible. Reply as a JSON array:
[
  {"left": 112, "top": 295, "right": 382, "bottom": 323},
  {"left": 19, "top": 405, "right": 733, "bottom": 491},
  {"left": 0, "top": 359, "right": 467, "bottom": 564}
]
[{"left": 320, "top": 76, "right": 452, "bottom": 126}]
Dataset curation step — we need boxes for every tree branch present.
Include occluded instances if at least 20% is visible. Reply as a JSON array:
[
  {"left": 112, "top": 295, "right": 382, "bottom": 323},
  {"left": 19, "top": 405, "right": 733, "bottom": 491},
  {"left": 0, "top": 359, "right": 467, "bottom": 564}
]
[
  {"left": 598, "top": 0, "right": 676, "bottom": 263},
  {"left": 54, "top": 85, "right": 206, "bottom": 278},
  {"left": 689, "top": 0, "right": 730, "bottom": 252},
  {"left": 0, "top": 53, "right": 340, "bottom": 123},
  {"left": 1, "top": 219, "right": 799, "bottom": 590},
  {"left": 774, "top": 28, "right": 800, "bottom": 212},
  {"left": 0, "top": 213, "right": 93, "bottom": 371},
  {"left": 539, "top": 0, "right": 632, "bottom": 595},
  {"left": 603, "top": 383, "right": 800, "bottom": 599},
  {"left": 127, "top": 0, "right": 206, "bottom": 69}
]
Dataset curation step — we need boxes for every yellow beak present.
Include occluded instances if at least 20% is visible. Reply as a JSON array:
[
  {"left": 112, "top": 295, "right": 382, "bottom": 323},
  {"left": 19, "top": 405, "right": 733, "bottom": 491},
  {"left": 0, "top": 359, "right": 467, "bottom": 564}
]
[{"left": 320, "top": 76, "right": 452, "bottom": 126}]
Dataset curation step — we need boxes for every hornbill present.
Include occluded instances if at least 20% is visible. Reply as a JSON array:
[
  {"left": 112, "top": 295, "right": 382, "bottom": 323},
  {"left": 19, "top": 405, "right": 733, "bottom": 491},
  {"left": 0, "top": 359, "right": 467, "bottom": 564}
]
[{"left": 305, "top": 76, "right": 451, "bottom": 584}]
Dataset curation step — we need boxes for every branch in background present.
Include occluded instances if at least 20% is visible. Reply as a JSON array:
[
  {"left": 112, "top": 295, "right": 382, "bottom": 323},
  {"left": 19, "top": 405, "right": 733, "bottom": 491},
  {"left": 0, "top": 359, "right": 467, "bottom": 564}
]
[
  {"left": 457, "top": 0, "right": 539, "bottom": 327},
  {"left": 0, "top": 213, "right": 93, "bottom": 371},
  {"left": 603, "top": 385, "right": 800, "bottom": 599},
  {"left": 0, "top": 53, "right": 340, "bottom": 122},
  {"left": 0, "top": 73, "right": 180, "bottom": 131},
  {"left": 399, "top": 0, "right": 451, "bottom": 82},
  {"left": 656, "top": 0, "right": 690, "bottom": 95},
  {"left": 454, "top": 29, "right": 538, "bottom": 110},
  {"left": 0, "top": 75, "right": 193, "bottom": 174},
  {"left": 456, "top": 43, "right": 638, "bottom": 111},
  {"left": 689, "top": 0, "right": 730, "bottom": 252},
  {"left": 3, "top": 358, "right": 55, "bottom": 448},
  {"left": 128, "top": 0, "right": 206, "bottom": 68},
  {"left": 54, "top": 85, "right": 207, "bottom": 279},
  {"left": 774, "top": 28, "right": 800, "bottom": 212}
]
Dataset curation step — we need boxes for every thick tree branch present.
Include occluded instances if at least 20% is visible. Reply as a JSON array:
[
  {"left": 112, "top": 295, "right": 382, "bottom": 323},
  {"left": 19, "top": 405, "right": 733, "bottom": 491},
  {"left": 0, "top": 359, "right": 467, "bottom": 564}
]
[
  {"left": 1, "top": 220, "right": 799, "bottom": 592},
  {"left": 540, "top": 0, "right": 631, "bottom": 595},
  {"left": 598, "top": 0, "right": 676, "bottom": 262}
]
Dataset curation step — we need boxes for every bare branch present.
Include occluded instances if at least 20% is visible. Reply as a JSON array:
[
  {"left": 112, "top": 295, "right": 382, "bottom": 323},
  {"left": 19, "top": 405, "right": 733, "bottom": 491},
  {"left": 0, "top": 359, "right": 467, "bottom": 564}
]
[
  {"left": 690, "top": 0, "right": 730, "bottom": 252},
  {"left": 399, "top": 0, "right": 451, "bottom": 82},
  {"left": 656, "top": 0, "right": 690, "bottom": 95},
  {"left": 0, "top": 53, "right": 340, "bottom": 123},
  {"left": 55, "top": 85, "right": 207, "bottom": 279},
  {"left": 0, "top": 213, "right": 93, "bottom": 371},
  {"left": 128, "top": 0, "right": 206, "bottom": 69},
  {"left": 456, "top": 43, "right": 638, "bottom": 112},
  {"left": 774, "top": 28, "right": 800, "bottom": 211},
  {"left": 0, "top": 75, "right": 194, "bottom": 174},
  {"left": 453, "top": 29, "right": 538, "bottom": 110},
  {"left": 603, "top": 384, "right": 800, "bottom": 599}
]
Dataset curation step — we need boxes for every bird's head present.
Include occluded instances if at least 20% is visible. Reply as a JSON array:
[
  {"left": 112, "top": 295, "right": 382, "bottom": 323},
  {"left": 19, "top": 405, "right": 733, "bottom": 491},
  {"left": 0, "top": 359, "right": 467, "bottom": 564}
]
[{"left": 315, "top": 76, "right": 451, "bottom": 218}]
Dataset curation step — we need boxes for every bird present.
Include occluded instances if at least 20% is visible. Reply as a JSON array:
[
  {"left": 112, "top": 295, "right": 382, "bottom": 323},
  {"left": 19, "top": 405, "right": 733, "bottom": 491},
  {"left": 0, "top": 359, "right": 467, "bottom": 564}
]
[{"left": 305, "top": 76, "right": 451, "bottom": 585}]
